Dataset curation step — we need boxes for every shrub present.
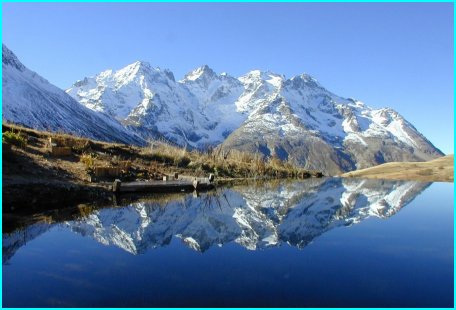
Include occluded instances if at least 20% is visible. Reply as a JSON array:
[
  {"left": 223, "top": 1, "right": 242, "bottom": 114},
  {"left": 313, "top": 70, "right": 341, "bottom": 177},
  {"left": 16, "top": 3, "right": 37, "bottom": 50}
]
[
  {"left": 3, "top": 130, "right": 27, "bottom": 148},
  {"left": 72, "top": 139, "right": 91, "bottom": 154},
  {"left": 150, "top": 152, "right": 174, "bottom": 164},
  {"left": 143, "top": 138, "right": 317, "bottom": 178},
  {"left": 174, "top": 156, "right": 191, "bottom": 168},
  {"left": 80, "top": 153, "right": 96, "bottom": 169}
]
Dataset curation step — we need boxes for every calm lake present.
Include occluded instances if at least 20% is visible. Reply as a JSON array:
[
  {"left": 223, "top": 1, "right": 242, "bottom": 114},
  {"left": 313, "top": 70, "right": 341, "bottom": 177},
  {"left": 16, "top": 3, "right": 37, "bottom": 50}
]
[{"left": 2, "top": 178, "right": 454, "bottom": 307}]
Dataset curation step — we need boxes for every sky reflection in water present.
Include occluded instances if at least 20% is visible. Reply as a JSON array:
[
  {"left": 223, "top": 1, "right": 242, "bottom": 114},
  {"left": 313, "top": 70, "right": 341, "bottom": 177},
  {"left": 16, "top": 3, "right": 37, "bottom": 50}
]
[{"left": 2, "top": 178, "right": 453, "bottom": 307}]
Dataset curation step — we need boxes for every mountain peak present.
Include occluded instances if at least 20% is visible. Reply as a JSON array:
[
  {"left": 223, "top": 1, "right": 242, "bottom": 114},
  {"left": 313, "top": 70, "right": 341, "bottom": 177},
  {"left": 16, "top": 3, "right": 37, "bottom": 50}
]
[
  {"left": 240, "top": 70, "right": 285, "bottom": 85},
  {"left": 71, "top": 77, "right": 90, "bottom": 88},
  {"left": 183, "top": 65, "right": 217, "bottom": 82},
  {"left": 285, "top": 73, "right": 321, "bottom": 89},
  {"left": 127, "top": 60, "right": 153, "bottom": 72},
  {"left": 290, "top": 73, "right": 318, "bottom": 83},
  {"left": 110, "top": 60, "right": 156, "bottom": 83},
  {"left": 244, "top": 69, "right": 282, "bottom": 78},
  {"left": 239, "top": 70, "right": 285, "bottom": 89}
]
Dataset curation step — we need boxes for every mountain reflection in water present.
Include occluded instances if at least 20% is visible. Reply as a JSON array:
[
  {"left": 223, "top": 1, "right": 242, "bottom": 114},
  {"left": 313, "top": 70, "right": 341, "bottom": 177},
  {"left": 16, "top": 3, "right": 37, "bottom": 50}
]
[{"left": 3, "top": 178, "right": 430, "bottom": 261}]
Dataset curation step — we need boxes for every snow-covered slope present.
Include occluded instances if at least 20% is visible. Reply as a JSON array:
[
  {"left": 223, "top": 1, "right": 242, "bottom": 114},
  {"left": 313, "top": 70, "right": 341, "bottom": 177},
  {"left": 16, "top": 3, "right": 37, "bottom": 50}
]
[
  {"left": 66, "top": 63, "right": 245, "bottom": 147},
  {"left": 68, "top": 61, "right": 443, "bottom": 174},
  {"left": 2, "top": 45, "right": 145, "bottom": 145},
  {"left": 62, "top": 178, "right": 429, "bottom": 254},
  {"left": 221, "top": 73, "right": 443, "bottom": 174}
]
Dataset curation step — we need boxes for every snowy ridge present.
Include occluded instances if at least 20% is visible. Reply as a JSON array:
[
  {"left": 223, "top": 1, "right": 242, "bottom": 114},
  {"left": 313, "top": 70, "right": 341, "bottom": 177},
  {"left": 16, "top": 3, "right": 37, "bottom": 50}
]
[
  {"left": 68, "top": 62, "right": 246, "bottom": 147},
  {"left": 2, "top": 45, "right": 145, "bottom": 145},
  {"left": 68, "top": 60, "right": 443, "bottom": 173}
]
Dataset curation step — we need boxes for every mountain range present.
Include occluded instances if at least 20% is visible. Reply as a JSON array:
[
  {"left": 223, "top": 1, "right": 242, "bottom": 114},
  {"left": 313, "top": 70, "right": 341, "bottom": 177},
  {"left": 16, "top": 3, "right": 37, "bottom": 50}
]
[{"left": 2, "top": 45, "right": 443, "bottom": 174}]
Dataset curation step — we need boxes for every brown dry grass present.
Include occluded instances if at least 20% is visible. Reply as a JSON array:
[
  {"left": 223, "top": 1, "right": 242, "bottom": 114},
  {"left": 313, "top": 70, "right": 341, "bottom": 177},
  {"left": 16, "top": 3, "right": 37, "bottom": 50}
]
[
  {"left": 341, "top": 155, "right": 454, "bottom": 182},
  {"left": 2, "top": 123, "right": 319, "bottom": 186},
  {"left": 141, "top": 142, "right": 319, "bottom": 179}
]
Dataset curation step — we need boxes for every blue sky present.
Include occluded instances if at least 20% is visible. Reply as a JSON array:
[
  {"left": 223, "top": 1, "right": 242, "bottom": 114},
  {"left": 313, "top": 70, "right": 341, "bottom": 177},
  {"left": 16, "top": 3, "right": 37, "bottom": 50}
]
[{"left": 2, "top": 3, "right": 454, "bottom": 154}]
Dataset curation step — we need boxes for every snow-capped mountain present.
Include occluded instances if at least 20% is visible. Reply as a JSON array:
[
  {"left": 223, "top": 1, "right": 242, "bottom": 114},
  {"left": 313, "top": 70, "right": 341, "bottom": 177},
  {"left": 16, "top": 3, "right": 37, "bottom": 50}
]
[
  {"left": 2, "top": 45, "right": 145, "bottom": 145},
  {"left": 68, "top": 61, "right": 443, "bottom": 174},
  {"left": 63, "top": 178, "right": 429, "bottom": 254},
  {"left": 222, "top": 73, "right": 445, "bottom": 174},
  {"left": 2, "top": 44, "right": 440, "bottom": 174},
  {"left": 66, "top": 62, "right": 247, "bottom": 147}
]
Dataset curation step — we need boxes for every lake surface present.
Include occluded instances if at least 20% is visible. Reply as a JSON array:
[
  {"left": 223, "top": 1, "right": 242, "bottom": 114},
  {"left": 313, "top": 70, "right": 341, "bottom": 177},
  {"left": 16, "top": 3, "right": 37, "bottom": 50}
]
[{"left": 2, "top": 178, "right": 454, "bottom": 307}]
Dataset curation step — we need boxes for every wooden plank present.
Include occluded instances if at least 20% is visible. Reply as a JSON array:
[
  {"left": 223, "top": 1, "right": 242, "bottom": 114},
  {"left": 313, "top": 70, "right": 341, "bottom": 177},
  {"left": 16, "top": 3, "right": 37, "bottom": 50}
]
[
  {"left": 116, "top": 180, "right": 214, "bottom": 193},
  {"left": 176, "top": 175, "right": 211, "bottom": 184}
]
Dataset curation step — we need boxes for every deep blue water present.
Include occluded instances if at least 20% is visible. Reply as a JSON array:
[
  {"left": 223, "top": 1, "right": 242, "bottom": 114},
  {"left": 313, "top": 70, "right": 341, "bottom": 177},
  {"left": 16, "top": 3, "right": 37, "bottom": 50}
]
[{"left": 2, "top": 178, "right": 454, "bottom": 307}]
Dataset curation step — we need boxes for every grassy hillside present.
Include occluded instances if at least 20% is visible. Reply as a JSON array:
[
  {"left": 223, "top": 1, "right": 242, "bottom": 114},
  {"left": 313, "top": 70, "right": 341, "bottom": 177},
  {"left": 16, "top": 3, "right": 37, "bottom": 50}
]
[{"left": 341, "top": 155, "right": 453, "bottom": 182}]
